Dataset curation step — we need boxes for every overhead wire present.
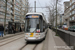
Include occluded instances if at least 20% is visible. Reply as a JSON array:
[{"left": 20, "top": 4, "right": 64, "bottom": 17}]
[{"left": 38, "top": 0, "right": 47, "bottom": 12}]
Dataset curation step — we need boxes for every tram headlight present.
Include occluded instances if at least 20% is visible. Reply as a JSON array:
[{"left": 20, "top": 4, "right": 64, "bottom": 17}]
[
  {"left": 35, "top": 34, "right": 40, "bottom": 39},
  {"left": 36, "top": 34, "right": 39, "bottom": 35},
  {"left": 25, "top": 33, "right": 29, "bottom": 38},
  {"left": 25, "top": 34, "right": 28, "bottom": 35},
  {"left": 25, "top": 34, "right": 29, "bottom": 36}
]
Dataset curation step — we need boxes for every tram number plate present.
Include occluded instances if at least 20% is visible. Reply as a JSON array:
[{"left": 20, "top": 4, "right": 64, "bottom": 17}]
[{"left": 30, "top": 33, "right": 34, "bottom": 37}]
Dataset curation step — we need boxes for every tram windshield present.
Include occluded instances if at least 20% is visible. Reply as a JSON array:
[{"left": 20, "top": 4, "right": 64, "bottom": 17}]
[{"left": 25, "top": 14, "right": 43, "bottom": 33}]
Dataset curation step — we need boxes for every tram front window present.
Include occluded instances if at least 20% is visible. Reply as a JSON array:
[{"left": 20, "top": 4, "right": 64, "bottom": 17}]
[{"left": 25, "top": 15, "right": 43, "bottom": 33}]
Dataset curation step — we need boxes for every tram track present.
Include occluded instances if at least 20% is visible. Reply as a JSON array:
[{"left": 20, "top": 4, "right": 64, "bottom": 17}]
[
  {"left": 0, "top": 36, "right": 24, "bottom": 47},
  {"left": 19, "top": 42, "right": 28, "bottom": 50},
  {"left": 33, "top": 44, "right": 38, "bottom": 50},
  {"left": 19, "top": 43, "right": 38, "bottom": 50},
  {"left": 0, "top": 32, "right": 24, "bottom": 40},
  {"left": 0, "top": 34, "right": 24, "bottom": 43}
]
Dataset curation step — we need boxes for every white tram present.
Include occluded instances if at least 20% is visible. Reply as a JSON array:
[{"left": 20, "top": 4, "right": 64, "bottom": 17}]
[{"left": 25, "top": 12, "right": 48, "bottom": 42}]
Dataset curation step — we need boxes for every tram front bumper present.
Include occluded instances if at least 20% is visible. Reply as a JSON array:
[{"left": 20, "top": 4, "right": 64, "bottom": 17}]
[{"left": 25, "top": 37, "right": 45, "bottom": 42}]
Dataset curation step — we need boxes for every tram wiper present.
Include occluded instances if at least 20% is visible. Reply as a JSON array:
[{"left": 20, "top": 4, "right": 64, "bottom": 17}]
[
  {"left": 30, "top": 28, "right": 36, "bottom": 33},
  {"left": 32, "top": 29, "right": 36, "bottom": 33}
]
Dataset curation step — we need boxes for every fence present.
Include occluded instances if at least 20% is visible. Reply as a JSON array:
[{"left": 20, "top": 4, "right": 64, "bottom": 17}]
[{"left": 53, "top": 28, "right": 75, "bottom": 50}]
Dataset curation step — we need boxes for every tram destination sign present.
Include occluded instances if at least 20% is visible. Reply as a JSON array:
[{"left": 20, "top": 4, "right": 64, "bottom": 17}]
[{"left": 26, "top": 15, "right": 39, "bottom": 18}]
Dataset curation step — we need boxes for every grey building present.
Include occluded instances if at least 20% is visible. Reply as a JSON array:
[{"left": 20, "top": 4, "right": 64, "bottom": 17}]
[
  {"left": 0, "top": 0, "right": 29, "bottom": 25},
  {"left": 64, "top": 0, "right": 75, "bottom": 27},
  {"left": 64, "top": 1, "right": 70, "bottom": 27}
]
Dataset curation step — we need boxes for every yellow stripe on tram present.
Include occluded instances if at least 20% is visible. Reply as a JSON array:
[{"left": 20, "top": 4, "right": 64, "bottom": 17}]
[{"left": 30, "top": 33, "right": 34, "bottom": 37}]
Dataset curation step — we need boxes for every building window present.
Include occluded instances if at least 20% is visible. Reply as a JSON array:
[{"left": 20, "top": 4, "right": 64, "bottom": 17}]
[
  {"left": 74, "top": 10, "right": 75, "bottom": 14},
  {"left": 72, "top": 0, "right": 75, "bottom": 3},
  {"left": 70, "top": 8, "right": 71, "bottom": 10},
  {"left": 72, "top": 5, "right": 74, "bottom": 9},
  {"left": 72, "top": 10, "right": 75, "bottom": 15},
  {"left": 6, "top": 19, "right": 10, "bottom": 22},
  {"left": 70, "top": 2, "right": 71, "bottom": 6},
  {"left": 70, "top": 18, "right": 71, "bottom": 21},
  {"left": 0, "top": 18, "right": 4, "bottom": 22},
  {"left": 74, "top": 5, "right": 75, "bottom": 8},
  {"left": 0, "top": 12, "right": 5, "bottom": 15},
  {"left": 70, "top": 13, "right": 71, "bottom": 16},
  {"left": 72, "top": 16, "right": 74, "bottom": 20}
]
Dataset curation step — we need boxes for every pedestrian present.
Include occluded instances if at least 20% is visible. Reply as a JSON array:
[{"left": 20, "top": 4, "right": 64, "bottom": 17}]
[
  {"left": 12, "top": 25, "right": 15, "bottom": 34},
  {"left": 20, "top": 27, "right": 22, "bottom": 32},
  {"left": 0, "top": 25, "right": 4, "bottom": 37}
]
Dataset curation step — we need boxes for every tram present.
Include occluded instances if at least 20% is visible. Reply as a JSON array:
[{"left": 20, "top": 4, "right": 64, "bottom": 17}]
[{"left": 25, "top": 12, "right": 48, "bottom": 42}]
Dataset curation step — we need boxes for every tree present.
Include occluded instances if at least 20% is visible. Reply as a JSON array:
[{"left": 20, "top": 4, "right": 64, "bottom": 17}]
[{"left": 46, "top": 0, "right": 63, "bottom": 27}]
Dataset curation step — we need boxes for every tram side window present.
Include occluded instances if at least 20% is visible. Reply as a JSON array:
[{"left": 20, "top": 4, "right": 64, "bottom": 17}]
[
  {"left": 43, "top": 22, "right": 45, "bottom": 31},
  {"left": 39, "top": 15, "right": 43, "bottom": 32}
]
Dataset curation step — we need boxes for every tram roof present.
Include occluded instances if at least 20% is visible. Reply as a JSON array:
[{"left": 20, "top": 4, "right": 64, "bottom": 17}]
[
  {"left": 26, "top": 12, "right": 46, "bottom": 22},
  {"left": 26, "top": 12, "right": 44, "bottom": 16}
]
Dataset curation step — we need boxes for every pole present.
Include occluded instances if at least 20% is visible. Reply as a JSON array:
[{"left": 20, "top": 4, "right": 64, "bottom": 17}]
[
  {"left": 20, "top": 0, "right": 22, "bottom": 22},
  {"left": 56, "top": 0, "right": 58, "bottom": 35},
  {"left": 34, "top": 1, "right": 36, "bottom": 12},
  {"left": 12, "top": 0, "right": 15, "bottom": 22},
  {"left": 4, "top": 0, "right": 7, "bottom": 35}
]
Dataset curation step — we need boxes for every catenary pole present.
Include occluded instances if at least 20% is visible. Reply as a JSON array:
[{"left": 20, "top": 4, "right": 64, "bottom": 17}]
[{"left": 34, "top": 1, "right": 36, "bottom": 12}]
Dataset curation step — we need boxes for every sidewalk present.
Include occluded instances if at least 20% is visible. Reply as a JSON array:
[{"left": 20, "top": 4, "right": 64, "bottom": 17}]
[
  {"left": 0, "top": 32, "right": 24, "bottom": 40},
  {"left": 52, "top": 30, "right": 71, "bottom": 50},
  {"left": 43, "top": 29, "right": 71, "bottom": 50},
  {"left": 43, "top": 28, "right": 57, "bottom": 50}
]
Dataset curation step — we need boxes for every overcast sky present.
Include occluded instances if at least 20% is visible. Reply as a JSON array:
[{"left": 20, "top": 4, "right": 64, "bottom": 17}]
[{"left": 28, "top": 0, "right": 70, "bottom": 22}]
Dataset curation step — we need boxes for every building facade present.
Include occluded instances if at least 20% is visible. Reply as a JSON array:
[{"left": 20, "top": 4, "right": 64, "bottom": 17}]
[
  {"left": 0, "top": 0, "right": 29, "bottom": 25},
  {"left": 69, "top": 0, "right": 75, "bottom": 26},
  {"left": 64, "top": 0, "right": 75, "bottom": 27},
  {"left": 64, "top": 1, "right": 70, "bottom": 27},
  {"left": 0, "top": 0, "right": 12, "bottom": 25}
]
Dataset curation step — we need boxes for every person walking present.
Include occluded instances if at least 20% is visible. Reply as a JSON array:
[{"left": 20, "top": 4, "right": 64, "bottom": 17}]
[
  {"left": 20, "top": 27, "right": 22, "bottom": 32},
  {"left": 12, "top": 25, "right": 15, "bottom": 34},
  {"left": 0, "top": 25, "right": 4, "bottom": 37}
]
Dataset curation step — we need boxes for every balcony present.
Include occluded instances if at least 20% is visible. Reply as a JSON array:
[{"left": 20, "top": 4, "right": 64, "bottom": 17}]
[
  {"left": 70, "top": 20, "right": 75, "bottom": 22},
  {"left": 0, "top": 8, "right": 5, "bottom": 12},
  {"left": 69, "top": 16, "right": 75, "bottom": 22}
]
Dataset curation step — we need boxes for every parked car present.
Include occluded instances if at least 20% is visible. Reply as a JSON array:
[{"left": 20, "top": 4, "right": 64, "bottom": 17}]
[
  {"left": 68, "top": 26, "right": 75, "bottom": 32},
  {"left": 62, "top": 25, "right": 68, "bottom": 30},
  {"left": 68, "top": 27, "right": 71, "bottom": 31},
  {"left": 72, "top": 26, "right": 75, "bottom": 32}
]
